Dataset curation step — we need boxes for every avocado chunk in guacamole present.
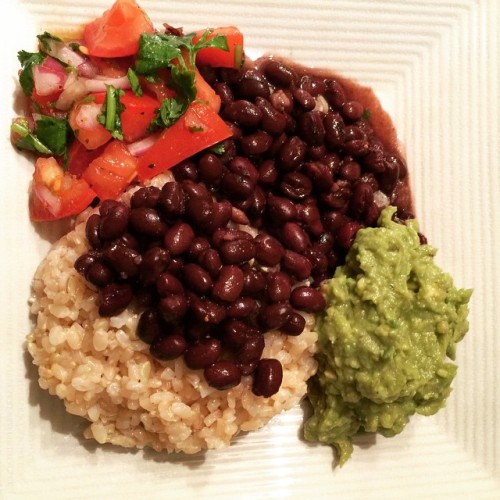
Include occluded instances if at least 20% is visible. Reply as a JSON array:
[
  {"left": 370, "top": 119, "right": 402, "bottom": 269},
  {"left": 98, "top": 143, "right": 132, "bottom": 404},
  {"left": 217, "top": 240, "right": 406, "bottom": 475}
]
[{"left": 304, "top": 206, "right": 472, "bottom": 465}]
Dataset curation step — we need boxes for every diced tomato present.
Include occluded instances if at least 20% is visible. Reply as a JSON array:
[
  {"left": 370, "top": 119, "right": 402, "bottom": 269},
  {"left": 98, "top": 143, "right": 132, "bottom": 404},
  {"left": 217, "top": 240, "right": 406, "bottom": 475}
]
[
  {"left": 83, "top": 0, "right": 154, "bottom": 58},
  {"left": 67, "top": 140, "right": 106, "bottom": 178},
  {"left": 193, "top": 68, "right": 221, "bottom": 113},
  {"left": 194, "top": 27, "right": 244, "bottom": 68},
  {"left": 69, "top": 93, "right": 112, "bottom": 150},
  {"left": 82, "top": 140, "right": 138, "bottom": 200},
  {"left": 29, "top": 157, "right": 96, "bottom": 221},
  {"left": 137, "top": 102, "right": 233, "bottom": 181},
  {"left": 120, "top": 91, "right": 160, "bottom": 143}
]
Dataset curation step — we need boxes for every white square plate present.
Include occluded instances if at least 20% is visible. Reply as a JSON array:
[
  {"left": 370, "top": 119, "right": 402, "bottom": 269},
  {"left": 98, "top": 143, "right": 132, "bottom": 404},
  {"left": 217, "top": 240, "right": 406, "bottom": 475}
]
[{"left": 1, "top": 0, "right": 499, "bottom": 498}]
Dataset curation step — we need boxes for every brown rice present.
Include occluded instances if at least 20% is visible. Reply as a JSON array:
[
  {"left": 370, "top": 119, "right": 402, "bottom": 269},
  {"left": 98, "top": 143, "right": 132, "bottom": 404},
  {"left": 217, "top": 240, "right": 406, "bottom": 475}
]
[{"left": 27, "top": 175, "right": 318, "bottom": 453}]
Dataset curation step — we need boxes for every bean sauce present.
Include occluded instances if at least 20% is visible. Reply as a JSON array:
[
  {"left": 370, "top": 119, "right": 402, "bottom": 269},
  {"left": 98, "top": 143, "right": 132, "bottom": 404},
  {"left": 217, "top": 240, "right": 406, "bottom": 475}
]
[{"left": 75, "top": 54, "right": 414, "bottom": 398}]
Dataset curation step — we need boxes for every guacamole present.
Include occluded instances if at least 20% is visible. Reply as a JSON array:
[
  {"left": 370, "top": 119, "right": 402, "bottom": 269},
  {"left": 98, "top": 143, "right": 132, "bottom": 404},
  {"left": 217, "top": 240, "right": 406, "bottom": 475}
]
[{"left": 304, "top": 206, "right": 472, "bottom": 465}]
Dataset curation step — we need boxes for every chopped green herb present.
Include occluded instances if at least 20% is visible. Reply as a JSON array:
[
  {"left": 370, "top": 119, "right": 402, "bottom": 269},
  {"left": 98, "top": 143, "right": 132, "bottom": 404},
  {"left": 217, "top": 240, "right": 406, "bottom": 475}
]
[
  {"left": 37, "top": 31, "right": 63, "bottom": 52},
  {"left": 69, "top": 42, "right": 80, "bottom": 51},
  {"left": 136, "top": 30, "right": 228, "bottom": 129},
  {"left": 362, "top": 108, "right": 372, "bottom": 120},
  {"left": 98, "top": 85, "right": 125, "bottom": 140},
  {"left": 11, "top": 115, "right": 71, "bottom": 157},
  {"left": 188, "top": 125, "right": 205, "bottom": 133},
  {"left": 210, "top": 143, "right": 226, "bottom": 155},
  {"left": 150, "top": 97, "right": 187, "bottom": 130},
  {"left": 17, "top": 50, "right": 46, "bottom": 96},
  {"left": 127, "top": 68, "right": 143, "bottom": 96}
]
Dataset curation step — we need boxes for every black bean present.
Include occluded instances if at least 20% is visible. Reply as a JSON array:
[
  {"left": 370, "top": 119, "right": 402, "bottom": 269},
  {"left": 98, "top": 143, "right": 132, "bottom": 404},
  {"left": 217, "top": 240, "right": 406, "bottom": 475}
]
[
  {"left": 267, "top": 194, "right": 297, "bottom": 223},
  {"left": 258, "top": 301, "right": 292, "bottom": 330},
  {"left": 341, "top": 101, "right": 364, "bottom": 122},
  {"left": 240, "top": 130, "right": 273, "bottom": 156},
  {"left": 156, "top": 272, "right": 184, "bottom": 296},
  {"left": 185, "top": 196, "right": 214, "bottom": 226},
  {"left": 150, "top": 334, "right": 187, "bottom": 361},
  {"left": 293, "top": 88, "right": 315, "bottom": 110},
  {"left": 340, "top": 161, "right": 361, "bottom": 181},
  {"left": 266, "top": 271, "right": 292, "bottom": 302},
  {"left": 103, "top": 243, "right": 141, "bottom": 278},
  {"left": 98, "top": 202, "right": 129, "bottom": 240},
  {"left": 198, "top": 248, "right": 222, "bottom": 278},
  {"left": 298, "top": 111, "right": 325, "bottom": 146},
  {"left": 237, "top": 334, "right": 265, "bottom": 364},
  {"left": 325, "top": 79, "right": 347, "bottom": 109},
  {"left": 299, "top": 75, "right": 327, "bottom": 97},
  {"left": 263, "top": 60, "right": 294, "bottom": 87},
  {"left": 181, "top": 179, "right": 211, "bottom": 200},
  {"left": 270, "top": 89, "right": 293, "bottom": 113},
  {"left": 213, "top": 82, "right": 234, "bottom": 106},
  {"left": 227, "top": 297, "right": 258, "bottom": 319},
  {"left": 212, "top": 265, "right": 244, "bottom": 302},
  {"left": 349, "top": 182, "right": 374, "bottom": 219},
  {"left": 281, "top": 312, "right": 306, "bottom": 336},
  {"left": 255, "top": 97, "right": 287, "bottom": 135},
  {"left": 204, "top": 361, "right": 242, "bottom": 390},
  {"left": 337, "top": 221, "right": 363, "bottom": 250},
  {"left": 280, "top": 172, "right": 313, "bottom": 200},
  {"left": 221, "top": 318, "right": 252, "bottom": 349},
  {"left": 172, "top": 160, "right": 198, "bottom": 182},
  {"left": 282, "top": 250, "right": 313, "bottom": 281},
  {"left": 190, "top": 296, "right": 227, "bottom": 324},
  {"left": 139, "top": 246, "right": 170, "bottom": 285},
  {"left": 137, "top": 308, "right": 163, "bottom": 344},
  {"left": 221, "top": 172, "right": 255, "bottom": 200},
  {"left": 324, "top": 112, "right": 346, "bottom": 148},
  {"left": 184, "top": 338, "right": 221, "bottom": 369},
  {"left": 252, "top": 359, "right": 283, "bottom": 397},
  {"left": 223, "top": 99, "right": 262, "bottom": 127},
  {"left": 74, "top": 250, "right": 100, "bottom": 276},
  {"left": 220, "top": 239, "right": 256, "bottom": 265},
  {"left": 85, "top": 261, "right": 113, "bottom": 287},
  {"left": 85, "top": 214, "right": 102, "bottom": 249},
  {"left": 258, "top": 160, "right": 278, "bottom": 186},
  {"left": 129, "top": 207, "right": 165, "bottom": 237},
  {"left": 159, "top": 294, "right": 189, "bottom": 321},
  {"left": 290, "top": 286, "right": 326, "bottom": 312},
  {"left": 198, "top": 153, "right": 224, "bottom": 185},
  {"left": 187, "top": 237, "right": 211, "bottom": 260},
  {"left": 242, "top": 267, "right": 267, "bottom": 297},
  {"left": 254, "top": 233, "right": 284, "bottom": 266},
  {"left": 163, "top": 222, "right": 195, "bottom": 256},
  {"left": 183, "top": 263, "right": 213, "bottom": 294},
  {"left": 281, "top": 222, "right": 311, "bottom": 253},
  {"left": 211, "top": 228, "right": 253, "bottom": 248},
  {"left": 99, "top": 283, "right": 133, "bottom": 316},
  {"left": 278, "top": 136, "right": 306, "bottom": 171},
  {"left": 238, "top": 75, "right": 270, "bottom": 99},
  {"left": 130, "top": 186, "right": 161, "bottom": 209},
  {"left": 158, "top": 182, "right": 185, "bottom": 217}
]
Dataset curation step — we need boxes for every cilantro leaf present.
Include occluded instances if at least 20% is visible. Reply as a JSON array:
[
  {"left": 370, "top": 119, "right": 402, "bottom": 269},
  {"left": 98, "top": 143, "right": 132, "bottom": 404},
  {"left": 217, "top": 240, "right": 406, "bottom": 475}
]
[
  {"left": 17, "top": 50, "right": 46, "bottom": 96},
  {"left": 98, "top": 85, "right": 125, "bottom": 140},
  {"left": 210, "top": 143, "right": 226, "bottom": 155},
  {"left": 362, "top": 108, "right": 372, "bottom": 120},
  {"left": 127, "top": 68, "right": 143, "bottom": 96},
  {"left": 11, "top": 115, "right": 71, "bottom": 157},
  {"left": 150, "top": 97, "right": 188, "bottom": 130},
  {"left": 37, "top": 31, "right": 63, "bottom": 52},
  {"left": 136, "top": 30, "right": 228, "bottom": 130}
]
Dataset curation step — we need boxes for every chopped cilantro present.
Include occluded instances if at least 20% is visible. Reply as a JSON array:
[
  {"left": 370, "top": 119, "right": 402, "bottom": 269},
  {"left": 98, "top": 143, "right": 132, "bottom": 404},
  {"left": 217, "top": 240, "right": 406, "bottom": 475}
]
[
  {"left": 210, "top": 143, "right": 226, "bottom": 155},
  {"left": 37, "top": 31, "right": 63, "bottom": 52},
  {"left": 69, "top": 42, "right": 80, "bottom": 51},
  {"left": 11, "top": 116, "right": 71, "bottom": 157},
  {"left": 136, "top": 30, "right": 228, "bottom": 129},
  {"left": 188, "top": 125, "right": 205, "bottom": 133},
  {"left": 17, "top": 50, "right": 46, "bottom": 96},
  {"left": 98, "top": 85, "right": 125, "bottom": 140},
  {"left": 362, "top": 108, "right": 372, "bottom": 120},
  {"left": 150, "top": 97, "right": 187, "bottom": 130},
  {"left": 127, "top": 68, "right": 143, "bottom": 96}
]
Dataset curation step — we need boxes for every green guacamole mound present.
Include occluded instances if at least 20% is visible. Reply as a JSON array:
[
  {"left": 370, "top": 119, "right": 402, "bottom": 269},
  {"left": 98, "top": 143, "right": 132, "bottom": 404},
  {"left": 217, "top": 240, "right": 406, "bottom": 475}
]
[{"left": 304, "top": 206, "right": 472, "bottom": 465}]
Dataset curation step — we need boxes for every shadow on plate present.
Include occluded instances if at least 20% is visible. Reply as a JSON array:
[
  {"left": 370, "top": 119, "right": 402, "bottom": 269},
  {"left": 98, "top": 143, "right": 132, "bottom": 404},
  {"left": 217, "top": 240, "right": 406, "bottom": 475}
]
[{"left": 23, "top": 348, "right": 208, "bottom": 468}]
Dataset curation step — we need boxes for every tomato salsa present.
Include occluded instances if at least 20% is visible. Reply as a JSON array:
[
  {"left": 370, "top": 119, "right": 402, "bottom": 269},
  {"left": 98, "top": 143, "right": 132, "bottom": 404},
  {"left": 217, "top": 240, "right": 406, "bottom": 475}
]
[{"left": 12, "top": 0, "right": 243, "bottom": 221}]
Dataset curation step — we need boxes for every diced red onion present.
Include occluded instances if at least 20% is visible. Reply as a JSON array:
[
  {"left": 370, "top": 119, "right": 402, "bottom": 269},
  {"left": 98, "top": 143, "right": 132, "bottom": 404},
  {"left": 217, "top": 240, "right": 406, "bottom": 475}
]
[
  {"left": 77, "top": 60, "right": 99, "bottom": 79},
  {"left": 83, "top": 75, "right": 131, "bottom": 93},
  {"left": 373, "top": 190, "right": 390, "bottom": 209},
  {"left": 57, "top": 46, "right": 86, "bottom": 68},
  {"left": 33, "top": 57, "right": 67, "bottom": 96},
  {"left": 126, "top": 133, "right": 160, "bottom": 156},
  {"left": 55, "top": 74, "right": 88, "bottom": 111}
]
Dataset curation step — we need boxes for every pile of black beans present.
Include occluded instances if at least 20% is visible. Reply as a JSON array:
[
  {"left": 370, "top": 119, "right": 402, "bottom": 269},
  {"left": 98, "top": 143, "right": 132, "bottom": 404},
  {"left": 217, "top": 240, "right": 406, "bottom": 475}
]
[{"left": 75, "top": 56, "right": 411, "bottom": 398}]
